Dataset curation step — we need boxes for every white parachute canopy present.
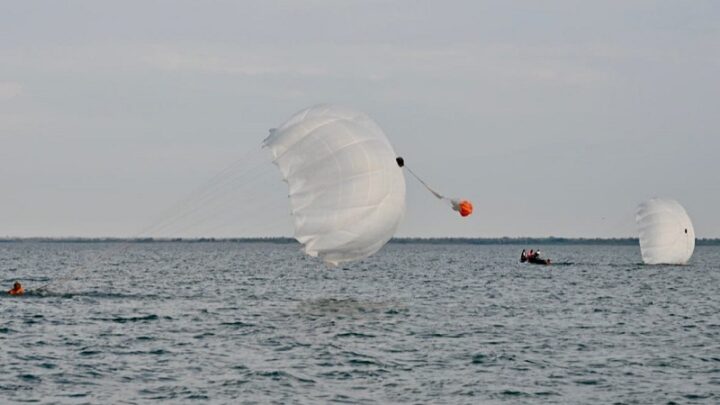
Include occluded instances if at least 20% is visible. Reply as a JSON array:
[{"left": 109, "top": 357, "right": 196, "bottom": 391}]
[
  {"left": 636, "top": 198, "right": 695, "bottom": 265},
  {"left": 263, "top": 104, "right": 406, "bottom": 265}
]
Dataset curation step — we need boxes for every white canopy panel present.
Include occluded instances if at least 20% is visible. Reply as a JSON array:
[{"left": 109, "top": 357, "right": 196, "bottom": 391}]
[
  {"left": 636, "top": 198, "right": 695, "bottom": 265},
  {"left": 264, "top": 105, "right": 405, "bottom": 265}
]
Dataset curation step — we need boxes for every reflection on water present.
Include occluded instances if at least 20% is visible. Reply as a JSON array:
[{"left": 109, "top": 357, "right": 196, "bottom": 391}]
[{"left": 297, "top": 297, "right": 406, "bottom": 317}]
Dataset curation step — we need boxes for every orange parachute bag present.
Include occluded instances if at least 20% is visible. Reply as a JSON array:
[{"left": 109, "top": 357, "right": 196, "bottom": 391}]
[
  {"left": 451, "top": 199, "right": 473, "bottom": 217},
  {"left": 457, "top": 200, "right": 473, "bottom": 217}
]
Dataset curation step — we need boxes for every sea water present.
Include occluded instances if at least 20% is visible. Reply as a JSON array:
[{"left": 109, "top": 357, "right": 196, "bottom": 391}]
[{"left": 1, "top": 242, "right": 718, "bottom": 404}]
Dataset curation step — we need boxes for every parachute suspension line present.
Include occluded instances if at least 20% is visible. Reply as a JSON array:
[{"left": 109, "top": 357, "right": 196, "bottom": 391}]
[
  {"left": 396, "top": 156, "right": 445, "bottom": 200},
  {"left": 396, "top": 156, "right": 473, "bottom": 217},
  {"left": 138, "top": 151, "right": 269, "bottom": 237},
  {"left": 404, "top": 166, "right": 446, "bottom": 200},
  {"left": 33, "top": 148, "right": 271, "bottom": 293},
  {"left": 164, "top": 170, "right": 280, "bottom": 237},
  {"left": 140, "top": 161, "right": 271, "bottom": 238},
  {"left": 200, "top": 198, "right": 290, "bottom": 237}
]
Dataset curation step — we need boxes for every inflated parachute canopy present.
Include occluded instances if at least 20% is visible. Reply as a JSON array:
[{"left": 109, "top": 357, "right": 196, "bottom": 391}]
[
  {"left": 263, "top": 105, "right": 406, "bottom": 265},
  {"left": 636, "top": 198, "right": 695, "bottom": 265}
]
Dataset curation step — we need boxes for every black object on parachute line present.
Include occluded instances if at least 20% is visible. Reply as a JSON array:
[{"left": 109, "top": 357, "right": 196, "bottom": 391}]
[{"left": 396, "top": 156, "right": 442, "bottom": 198}]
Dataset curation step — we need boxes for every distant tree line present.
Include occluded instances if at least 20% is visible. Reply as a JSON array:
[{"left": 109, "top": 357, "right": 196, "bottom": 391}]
[{"left": 1, "top": 237, "right": 719, "bottom": 245}]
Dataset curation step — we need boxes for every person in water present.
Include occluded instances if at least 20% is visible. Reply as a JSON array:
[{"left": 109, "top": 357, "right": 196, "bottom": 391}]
[
  {"left": 8, "top": 281, "right": 24, "bottom": 296},
  {"left": 521, "top": 249, "right": 542, "bottom": 261},
  {"left": 530, "top": 250, "right": 551, "bottom": 265},
  {"left": 521, "top": 249, "right": 551, "bottom": 265}
]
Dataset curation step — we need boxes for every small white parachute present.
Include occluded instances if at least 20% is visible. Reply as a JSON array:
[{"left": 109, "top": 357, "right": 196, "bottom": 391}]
[
  {"left": 263, "top": 104, "right": 406, "bottom": 265},
  {"left": 636, "top": 198, "right": 695, "bottom": 265}
]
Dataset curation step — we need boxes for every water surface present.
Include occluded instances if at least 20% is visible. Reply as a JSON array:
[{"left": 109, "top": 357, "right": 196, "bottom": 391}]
[{"left": 1, "top": 242, "right": 718, "bottom": 403}]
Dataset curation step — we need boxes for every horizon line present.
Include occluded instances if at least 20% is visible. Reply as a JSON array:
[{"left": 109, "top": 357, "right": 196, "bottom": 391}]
[{"left": 2, "top": 236, "right": 719, "bottom": 245}]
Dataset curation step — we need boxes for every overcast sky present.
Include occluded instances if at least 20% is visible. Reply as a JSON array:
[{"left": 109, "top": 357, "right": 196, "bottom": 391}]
[{"left": 1, "top": 1, "right": 718, "bottom": 238}]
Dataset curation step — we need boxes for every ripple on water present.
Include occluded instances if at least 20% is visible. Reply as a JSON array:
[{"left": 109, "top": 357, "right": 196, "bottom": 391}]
[
  {"left": 219, "top": 321, "right": 255, "bottom": 328},
  {"left": 0, "top": 243, "right": 718, "bottom": 404},
  {"left": 18, "top": 374, "right": 41, "bottom": 382}
]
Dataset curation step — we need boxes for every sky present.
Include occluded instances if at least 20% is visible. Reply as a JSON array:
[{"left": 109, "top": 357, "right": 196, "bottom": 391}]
[{"left": 1, "top": 0, "right": 718, "bottom": 238}]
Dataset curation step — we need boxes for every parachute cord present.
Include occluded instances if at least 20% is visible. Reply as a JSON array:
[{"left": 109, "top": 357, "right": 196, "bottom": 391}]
[
  {"left": 31, "top": 147, "right": 270, "bottom": 293},
  {"left": 404, "top": 166, "right": 446, "bottom": 200},
  {"left": 140, "top": 162, "right": 270, "bottom": 237}
]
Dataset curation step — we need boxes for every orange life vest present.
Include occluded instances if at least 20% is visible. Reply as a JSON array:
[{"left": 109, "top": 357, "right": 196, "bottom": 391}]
[{"left": 8, "top": 286, "right": 24, "bottom": 296}]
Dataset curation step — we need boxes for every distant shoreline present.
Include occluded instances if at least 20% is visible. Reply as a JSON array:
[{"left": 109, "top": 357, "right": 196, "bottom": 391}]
[{"left": 1, "top": 237, "right": 719, "bottom": 245}]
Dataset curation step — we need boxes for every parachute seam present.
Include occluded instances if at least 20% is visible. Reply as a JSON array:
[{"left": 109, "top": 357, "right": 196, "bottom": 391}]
[
  {"left": 286, "top": 138, "right": 382, "bottom": 181},
  {"left": 289, "top": 166, "right": 385, "bottom": 201},
  {"left": 270, "top": 117, "right": 344, "bottom": 164}
]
